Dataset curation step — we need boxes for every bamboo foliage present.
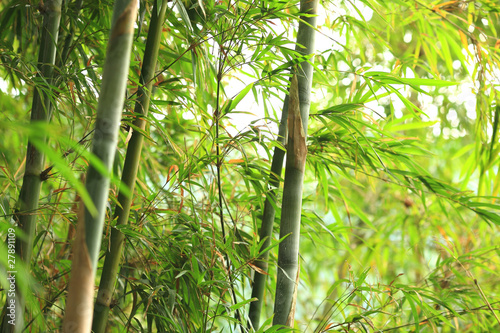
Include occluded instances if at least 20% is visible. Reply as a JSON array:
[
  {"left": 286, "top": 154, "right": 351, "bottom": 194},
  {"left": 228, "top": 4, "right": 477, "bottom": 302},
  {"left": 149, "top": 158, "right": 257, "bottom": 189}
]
[
  {"left": 92, "top": 1, "right": 168, "bottom": 331},
  {"left": 0, "top": 1, "right": 62, "bottom": 331},
  {"left": 62, "top": 0, "right": 137, "bottom": 331},
  {"left": 2, "top": 0, "right": 500, "bottom": 331}
]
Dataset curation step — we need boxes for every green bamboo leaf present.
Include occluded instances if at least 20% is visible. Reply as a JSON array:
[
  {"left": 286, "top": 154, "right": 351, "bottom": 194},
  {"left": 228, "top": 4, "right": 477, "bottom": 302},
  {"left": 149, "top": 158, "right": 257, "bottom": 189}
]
[
  {"left": 452, "top": 143, "right": 474, "bottom": 159},
  {"left": 398, "top": 77, "right": 459, "bottom": 87},
  {"left": 437, "top": 30, "right": 454, "bottom": 76},
  {"left": 473, "top": 208, "right": 500, "bottom": 225},
  {"left": 365, "top": 71, "right": 459, "bottom": 87},
  {"left": 314, "top": 103, "right": 364, "bottom": 116},
  {"left": 316, "top": 162, "right": 329, "bottom": 206},
  {"left": 229, "top": 298, "right": 256, "bottom": 311},
  {"left": 152, "top": 99, "right": 182, "bottom": 106},
  {"left": 403, "top": 291, "right": 420, "bottom": 333},
  {"left": 387, "top": 85, "right": 423, "bottom": 116},
  {"left": 388, "top": 120, "right": 438, "bottom": 132},
  {"left": 30, "top": 138, "right": 97, "bottom": 216},
  {"left": 174, "top": 0, "right": 194, "bottom": 32},
  {"left": 488, "top": 105, "right": 500, "bottom": 161},
  {"left": 222, "top": 82, "right": 254, "bottom": 115}
]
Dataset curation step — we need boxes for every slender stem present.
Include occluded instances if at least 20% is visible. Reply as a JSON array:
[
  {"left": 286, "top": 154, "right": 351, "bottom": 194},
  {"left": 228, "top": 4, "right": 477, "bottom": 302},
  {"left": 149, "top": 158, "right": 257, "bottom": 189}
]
[
  {"left": 249, "top": 0, "right": 318, "bottom": 328},
  {"left": 83, "top": 0, "right": 137, "bottom": 277},
  {"left": 1, "top": 1, "right": 62, "bottom": 332},
  {"left": 248, "top": 94, "right": 289, "bottom": 330},
  {"left": 62, "top": 0, "right": 137, "bottom": 331},
  {"left": 92, "top": 1, "right": 168, "bottom": 331},
  {"left": 215, "top": 46, "right": 244, "bottom": 332},
  {"left": 272, "top": 0, "right": 318, "bottom": 327},
  {"left": 272, "top": 74, "right": 307, "bottom": 327}
]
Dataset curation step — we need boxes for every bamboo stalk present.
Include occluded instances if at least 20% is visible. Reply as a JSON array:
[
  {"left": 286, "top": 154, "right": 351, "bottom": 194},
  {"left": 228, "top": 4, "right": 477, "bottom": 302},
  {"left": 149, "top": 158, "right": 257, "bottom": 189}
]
[
  {"left": 248, "top": 0, "right": 318, "bottom": 329},
  {"left": 83, "top": 0, "right": 137, "bottom": 278},
  {"left": 0, "top": 1, "right": 62, "bottom": 331},
  {"left": 62, "top": 0, "right": 137, "bottom": 331},
  {"left": 272, "top": 74, "right": 306, "bottom": 327},
  {"left": 92, "top": 1, "right": 168, "bottom": 331},
  {"left": 248, "top": 95, "right": 289, "bottom": 330},
  {"left": 272, "top": 0, "right": 318, "bottom": 327}
]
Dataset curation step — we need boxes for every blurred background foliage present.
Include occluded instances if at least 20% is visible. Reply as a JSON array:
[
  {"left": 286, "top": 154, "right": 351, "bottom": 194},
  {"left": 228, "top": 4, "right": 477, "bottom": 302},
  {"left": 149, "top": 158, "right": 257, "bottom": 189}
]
[{"left": 0, "top": 0, "right": 500, "bottom": 331}]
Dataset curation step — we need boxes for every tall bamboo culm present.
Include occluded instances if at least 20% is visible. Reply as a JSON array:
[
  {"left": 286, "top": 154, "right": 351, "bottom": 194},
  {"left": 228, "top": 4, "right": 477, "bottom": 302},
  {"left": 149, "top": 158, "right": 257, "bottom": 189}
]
[
  {"left": 272, "top": 0, "right": 318, "bottom": 327},
  {"left": 0, "top": 1, "right": 62, "bottom": 332},
  {"left": 62, "top": 0, "right": 137, "bottom": 331},
  {"left": 248, "top": 92, "right": 289, "bottom": 331},
  {"left": 248, "top": 0, "right": 318, "bottom": 329},
  {"left": 92, "top": 1, "right": 168, "bottom": 331}
]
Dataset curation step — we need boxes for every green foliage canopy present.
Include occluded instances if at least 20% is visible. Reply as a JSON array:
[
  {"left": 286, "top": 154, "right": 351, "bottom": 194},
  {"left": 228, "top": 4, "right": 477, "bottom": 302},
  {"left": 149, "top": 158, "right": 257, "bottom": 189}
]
[{"left": 0, "top": 0, "right": 500, "bottom": 331}]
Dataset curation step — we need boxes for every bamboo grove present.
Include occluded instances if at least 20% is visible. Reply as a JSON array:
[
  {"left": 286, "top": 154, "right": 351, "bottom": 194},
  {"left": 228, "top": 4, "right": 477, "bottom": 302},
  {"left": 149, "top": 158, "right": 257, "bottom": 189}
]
[{"left": 1, "top": 0, "right": 500, "bottom": 332}]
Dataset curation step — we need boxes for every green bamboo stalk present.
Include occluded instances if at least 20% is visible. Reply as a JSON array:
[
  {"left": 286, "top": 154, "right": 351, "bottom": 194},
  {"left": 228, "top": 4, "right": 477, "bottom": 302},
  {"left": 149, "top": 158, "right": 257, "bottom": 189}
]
[
  {"left": 248, "top": 0, "right": 318, "bottom": 329},
  {"left": 272, "top": 0, "right": 318, "bottom": 327},
  {"left": 83, "top": 0, "right": 137, "bottom": 278},
  {"left": 62, "top": 0, "right": 137, "bottom": 331},
  {"left": 271, "top": 74, "right": 305, "bottom": 327},
  {"left": 92, "top": 1, "right": 168, "bottom": 331},
  {"left": 0, "top": 1, "right": 61, "bottom": 331},
  {"left": 248, "top": 94, "right": 289, "bottom": 330}
]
